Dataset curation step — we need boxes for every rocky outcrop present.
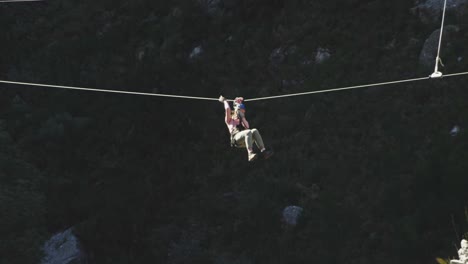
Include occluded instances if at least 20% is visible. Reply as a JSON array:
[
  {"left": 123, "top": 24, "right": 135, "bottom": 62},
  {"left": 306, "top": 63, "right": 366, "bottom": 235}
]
[
  {"left": 419, "top": 25, "right": 459, "bottom": 67},
  {"left": 41, "top": 228, "right": 87, "bottom": 264},
  {"left": 315, "top": 47, "right": 331, "bottom": 64},
  {"left": 412, "top": 0, "right": 468, "bottom": 24},
  {"left": 282, "top": 205, "right": 303, "bottom": 226}
]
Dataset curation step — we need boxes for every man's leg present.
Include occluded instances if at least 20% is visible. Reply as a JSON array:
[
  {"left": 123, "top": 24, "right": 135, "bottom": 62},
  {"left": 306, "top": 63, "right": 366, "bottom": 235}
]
[
  {"left": 233, "top": 130, "right": 257, "bottom": 161},
  {"left": 234, "top": 130, "right": 252, "bottom": 150},
  {"left": 251, "top": 128, "right": 265, "bottom": 151},
  {"left": 251, "top": 128, "right": 274, "bottom": 159}
]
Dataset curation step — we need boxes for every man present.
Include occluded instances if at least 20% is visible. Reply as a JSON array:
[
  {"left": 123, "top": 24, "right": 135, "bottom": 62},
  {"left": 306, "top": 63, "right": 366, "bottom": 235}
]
[{"left": 219, "top": 95, "right": 273, "bottom": 162}]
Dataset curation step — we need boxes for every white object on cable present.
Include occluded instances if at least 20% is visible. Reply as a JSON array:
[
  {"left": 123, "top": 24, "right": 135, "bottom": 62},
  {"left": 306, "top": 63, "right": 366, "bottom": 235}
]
[{"left": 430, "top": 71, "right": 443, "bottom": 78}]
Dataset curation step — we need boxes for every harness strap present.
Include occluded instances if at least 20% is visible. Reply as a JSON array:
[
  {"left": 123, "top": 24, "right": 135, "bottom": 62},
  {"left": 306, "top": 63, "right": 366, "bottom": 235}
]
[
  {"left": 229, "top": 111, "right": 245, "bottom": 148},
  {"left": 230, "top": 132, "right": 238, "bottom": 147}
]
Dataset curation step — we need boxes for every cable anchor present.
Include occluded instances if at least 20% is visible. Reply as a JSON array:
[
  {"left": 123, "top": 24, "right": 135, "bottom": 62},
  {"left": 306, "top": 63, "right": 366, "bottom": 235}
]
[{"left": 430, "top": 57, "right": 444, "bottom": 78}]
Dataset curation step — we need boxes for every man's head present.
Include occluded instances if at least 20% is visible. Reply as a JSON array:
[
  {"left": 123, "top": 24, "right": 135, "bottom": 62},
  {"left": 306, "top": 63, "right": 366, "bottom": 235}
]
[{"left": 236, "top": 103, "right": 246, "bottom": 114}]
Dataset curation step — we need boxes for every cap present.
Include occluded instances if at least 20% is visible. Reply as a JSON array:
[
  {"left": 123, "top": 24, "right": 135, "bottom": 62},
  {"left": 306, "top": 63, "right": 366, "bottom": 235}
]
[{"left": 236, "top": 103, "right": 246, "bottom": 110}]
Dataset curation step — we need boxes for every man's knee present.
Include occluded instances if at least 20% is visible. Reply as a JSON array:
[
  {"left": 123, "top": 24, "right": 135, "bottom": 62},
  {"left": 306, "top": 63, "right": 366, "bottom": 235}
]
[{"left": 251, "top": 128, "right": 260, "bottom": 136}]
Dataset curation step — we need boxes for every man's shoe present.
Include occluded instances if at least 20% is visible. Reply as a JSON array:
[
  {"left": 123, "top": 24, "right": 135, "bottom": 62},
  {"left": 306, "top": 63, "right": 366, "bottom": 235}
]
[
  {"left": 262, "top": 150, "right": 274, "bottom": 160},
  {"left": 248, "top": 153, "right": 258, "bottom": 162}
]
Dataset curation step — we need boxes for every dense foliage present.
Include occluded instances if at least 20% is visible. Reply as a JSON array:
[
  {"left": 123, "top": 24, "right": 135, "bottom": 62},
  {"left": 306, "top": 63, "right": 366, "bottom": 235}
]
[{"left": 1, "top": 0, "right": 468, "bottom": 263}]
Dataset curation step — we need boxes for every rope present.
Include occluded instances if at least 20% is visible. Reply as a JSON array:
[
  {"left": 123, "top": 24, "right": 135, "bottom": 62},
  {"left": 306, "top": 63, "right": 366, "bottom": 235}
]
[
  {"left": 0, "top": 80, "right": 220, "bottom": 101},
  {"left": 443, "top": 71, "right": 468, "bottom": 77},
  {"left": 244, "top": 72, "right": 468, "bottom": 102},
  {"left": 433, "top": 0, "right": 448, "bottom": 75},
  {"left": 2, "top": 71, "right": 468, "bottom": 103}
]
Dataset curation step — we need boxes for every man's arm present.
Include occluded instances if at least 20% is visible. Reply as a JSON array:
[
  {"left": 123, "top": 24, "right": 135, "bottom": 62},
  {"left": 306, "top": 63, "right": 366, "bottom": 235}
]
[
  {"left": 224, "top": 101, "right": 232, "bottom": 124},
  {"left": 241, "top": 117, "right": 250, "bottom": 129},
  {"left": 237, "top": 111, "right": 249, "bottom": 129},
  {"left": 219, "top": 96, "right": 231, "bottom": 124}
]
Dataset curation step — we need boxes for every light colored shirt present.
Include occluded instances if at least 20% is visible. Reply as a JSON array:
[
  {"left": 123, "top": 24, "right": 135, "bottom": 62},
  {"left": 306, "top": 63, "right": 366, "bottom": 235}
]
[
  {"left": 226, "top": 117, "right": 244, "bottom": 135},
  {"left": 224, "top": 101, "right": 249, "bottom": 135}
]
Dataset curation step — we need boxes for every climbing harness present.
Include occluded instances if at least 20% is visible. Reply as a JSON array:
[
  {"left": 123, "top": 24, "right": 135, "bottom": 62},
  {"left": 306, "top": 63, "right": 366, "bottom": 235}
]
[{"left": 230, "top": 115, "right": 246, "bottom": 148}]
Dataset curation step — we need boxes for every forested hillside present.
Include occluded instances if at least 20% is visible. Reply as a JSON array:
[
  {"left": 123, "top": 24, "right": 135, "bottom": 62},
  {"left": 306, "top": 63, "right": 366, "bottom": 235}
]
[{"left": 1, "top": 1, "right": 468, "bottom": 263}]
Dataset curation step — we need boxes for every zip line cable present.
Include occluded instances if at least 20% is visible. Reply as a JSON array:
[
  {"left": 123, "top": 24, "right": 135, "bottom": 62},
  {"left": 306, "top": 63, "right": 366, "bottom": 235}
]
[
  {"left": 0, "top": 80, "right": 220, "bottom": 101},
  {"left": 245, "top": 71, "right": 468, "bottom": 102},
  {"left": 0, "top": 0, "right": 459, "bottom": 102},
  {"left": 2, "top": 71, "right": 468, "bottom": 102},
  {"left": 431, "top": 0, "right": 448, "bottom": 78},
  {"left": 443, "top": 71, "right": 468, "bottom": 77},
  {"left": 246, "top": 76, "right": 428, "bottom": 102}
]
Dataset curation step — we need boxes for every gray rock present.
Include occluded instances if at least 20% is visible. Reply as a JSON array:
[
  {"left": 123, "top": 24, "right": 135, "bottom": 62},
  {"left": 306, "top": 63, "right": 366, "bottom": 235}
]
[
  {"left": 282, "top": 205, "right": 303, "bottom": 226},
  {"left": 315, "top": 47, "right": 331, "bottom": 64},
  {"left": 197, "top": 0, "right": 223, "bottom": 15},
  {"left": 136, "top": 41, "right": 155, "bottom": 62},
  {"left": 419, "top": 25, "right": 459, "bottom": 68},
  {"left": 41, "top": 228, "right": 86, "bottom": 264},
  {"left": 196, "top": 0, "right": 238, "bottom": 15},
  {"left": 450, "top": 125, "right": 460, "bottom": 136},
  {"left": 411, "top": 0, "right": 468, "bottom": 24},
  {"left": 270, "top": 47, "right": 286, "bottom": 65},
  {"left": 270, "top": 46, "right": 300, "bottom": 66},
  {"left": 189, "top": 45, "right": 204, "bottom": 59}
]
